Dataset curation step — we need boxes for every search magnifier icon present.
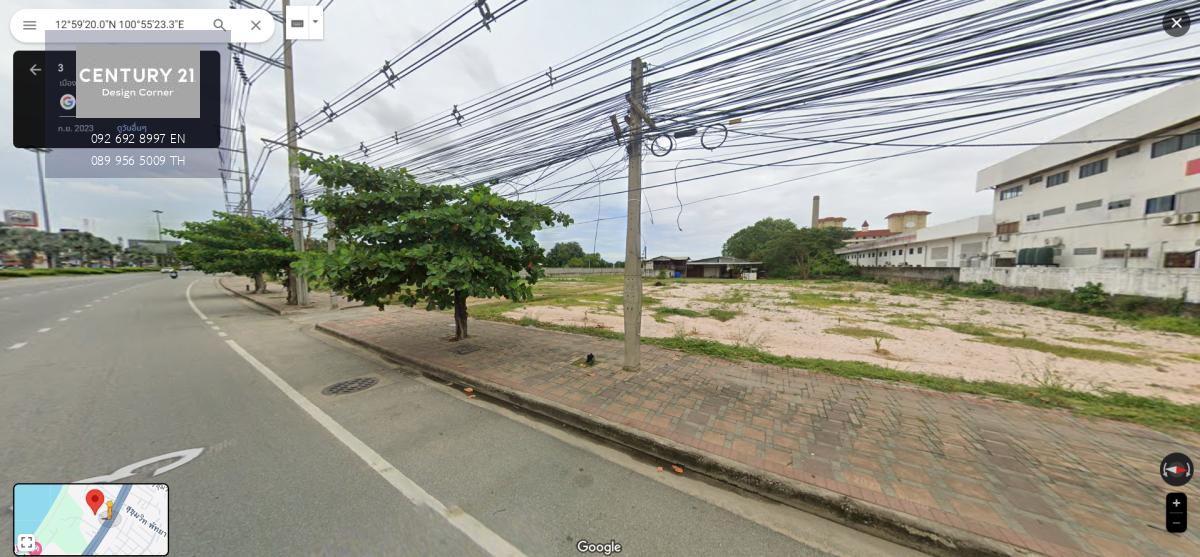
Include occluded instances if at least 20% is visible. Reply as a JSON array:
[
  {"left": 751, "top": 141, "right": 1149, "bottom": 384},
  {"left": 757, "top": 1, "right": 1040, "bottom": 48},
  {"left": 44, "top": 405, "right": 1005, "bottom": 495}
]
[{"left": 213, "top": 18, "right": 226, "bottom": 31}]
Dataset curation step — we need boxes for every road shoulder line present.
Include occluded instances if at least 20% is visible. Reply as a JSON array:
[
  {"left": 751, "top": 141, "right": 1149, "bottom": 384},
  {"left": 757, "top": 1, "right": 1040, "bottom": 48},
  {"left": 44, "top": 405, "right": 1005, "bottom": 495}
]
[{"left": 185, "top": 279, "right": 523, "bottom": 557}]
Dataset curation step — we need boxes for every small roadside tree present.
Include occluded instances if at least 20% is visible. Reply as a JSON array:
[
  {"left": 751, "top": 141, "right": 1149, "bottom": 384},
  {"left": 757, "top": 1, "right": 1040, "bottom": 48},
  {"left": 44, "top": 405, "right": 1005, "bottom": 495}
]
[
  {"left": 298, "top": 155, "right": 572, "bottom": 340},
  {"left": 761, "top": 226, "right": 853, "bottom": 278},
  {"left": 166, "top": 212, "right": 295, "bottom": 293},
  {"left": 121, "top": 245, "right": 157, "bottom": 267},
  {"left": 0, "top": 227, "right": 42, "bottom": 268}
]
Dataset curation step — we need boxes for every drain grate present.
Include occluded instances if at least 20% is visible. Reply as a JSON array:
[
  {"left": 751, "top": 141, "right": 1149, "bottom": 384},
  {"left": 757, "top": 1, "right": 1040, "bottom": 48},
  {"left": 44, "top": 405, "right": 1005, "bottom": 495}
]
[
  {"left": 451, "top": 344, "right": 481, "bottom": 355},
  {"left": 321, "top": 377, "right": 379, "bottom": 396}
]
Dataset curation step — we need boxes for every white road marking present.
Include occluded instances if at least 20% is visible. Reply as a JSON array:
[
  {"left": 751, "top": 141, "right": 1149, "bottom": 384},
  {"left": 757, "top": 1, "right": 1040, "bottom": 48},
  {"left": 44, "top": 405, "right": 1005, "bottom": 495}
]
[
  {"left": 85, "top": 304, "right": 93, "bottom": 308},
  {"left": 7, "top": 342, "right": 27, "bottom": 350},
  {"left": 218, "top": 332, "right": 228, "bottom": 337},
  {"left": 72, "top": 310, "right": 82, "bottom": 314},
  {"left": 58, "top": 317, "right": 69, "bottom": 322},
  {"left": 37, "top": 328, "right": 51, "bottom": 333},
  {"left": 205, "top": 320, "right": 214, "bottom": 325},
  {"left": 185, "top": 280, "right": 209, "bottom": 321},
  {"left": 211, "top": 326, "right": 220, "bottom": 331},
  {"left": 184, "top": 278, "right": 523, "bottom": 556},
  {"left": 76, "top": 448, "right": 205, "bottom": 484}
]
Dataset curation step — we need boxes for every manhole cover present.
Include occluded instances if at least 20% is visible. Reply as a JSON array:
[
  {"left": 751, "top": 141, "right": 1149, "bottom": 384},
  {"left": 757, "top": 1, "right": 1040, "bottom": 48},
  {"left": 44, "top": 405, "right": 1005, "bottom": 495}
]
[
  {"left": 321, "top": 377, "right": 379, "bottom": 396},
  {"left": 451, "top": 344, "right": 481, "bottom": 355}
]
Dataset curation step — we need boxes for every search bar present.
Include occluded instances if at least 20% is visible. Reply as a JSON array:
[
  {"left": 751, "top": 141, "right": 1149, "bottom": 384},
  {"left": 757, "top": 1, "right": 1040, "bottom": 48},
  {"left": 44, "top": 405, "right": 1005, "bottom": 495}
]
[{"left": 10, "top": 9, "right": 276, "bottom": 43}]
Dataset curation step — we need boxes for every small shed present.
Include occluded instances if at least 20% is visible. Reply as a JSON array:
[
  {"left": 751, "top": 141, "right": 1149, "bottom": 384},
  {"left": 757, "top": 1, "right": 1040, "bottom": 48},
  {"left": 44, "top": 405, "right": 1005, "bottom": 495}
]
[
  {"left": 643, "top": 256, "right": 690, "bottom": 277},
  {"left": 686, "top": 256, "right": 761, "bottom": 279}
]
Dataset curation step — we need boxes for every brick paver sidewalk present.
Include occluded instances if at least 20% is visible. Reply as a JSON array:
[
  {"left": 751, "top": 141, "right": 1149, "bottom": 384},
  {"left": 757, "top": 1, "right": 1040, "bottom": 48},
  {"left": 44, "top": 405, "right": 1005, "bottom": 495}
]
[
  {"left": 219, "top": 276, "right": 345, "bottom": 314},
  {"left": 314, "top": 307, "right": 1198, "bottom": 556}
]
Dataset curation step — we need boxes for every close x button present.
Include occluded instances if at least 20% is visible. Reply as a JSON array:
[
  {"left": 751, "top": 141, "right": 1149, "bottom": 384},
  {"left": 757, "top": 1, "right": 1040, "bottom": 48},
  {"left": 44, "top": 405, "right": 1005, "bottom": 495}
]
[{"left": 1166, "top": 493, "right": 1187, "bottom": 533}]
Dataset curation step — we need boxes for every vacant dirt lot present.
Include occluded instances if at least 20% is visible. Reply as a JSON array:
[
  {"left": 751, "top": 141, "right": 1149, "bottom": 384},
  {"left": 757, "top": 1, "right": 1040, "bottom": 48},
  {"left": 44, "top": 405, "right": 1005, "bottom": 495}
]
[{"left": 491, "top": 277, "right": 1200, "bottom": 404}]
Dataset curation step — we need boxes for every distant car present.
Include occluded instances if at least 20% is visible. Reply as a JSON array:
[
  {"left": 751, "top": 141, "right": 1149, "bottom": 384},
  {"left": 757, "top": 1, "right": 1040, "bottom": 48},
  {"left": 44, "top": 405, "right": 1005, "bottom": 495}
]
[
  {"left": 160, "top": 267, "right": 175, "bottom": 274},
  {"left": 180, "top": 265, "right": 194, "bottom": 271}
]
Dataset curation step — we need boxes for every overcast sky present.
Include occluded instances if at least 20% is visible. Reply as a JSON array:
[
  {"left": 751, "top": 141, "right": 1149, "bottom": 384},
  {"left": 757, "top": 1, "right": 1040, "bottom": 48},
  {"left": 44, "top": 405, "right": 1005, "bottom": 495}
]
[{"left": 2, "top": 1, "right": 1193, "bottom": 259}]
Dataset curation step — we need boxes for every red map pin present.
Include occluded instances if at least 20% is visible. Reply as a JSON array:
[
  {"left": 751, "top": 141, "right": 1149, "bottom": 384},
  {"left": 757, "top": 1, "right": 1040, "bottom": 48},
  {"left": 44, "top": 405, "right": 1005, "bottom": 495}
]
[{"left": 85, "top": 489, "right": 104, "bottom": 515}]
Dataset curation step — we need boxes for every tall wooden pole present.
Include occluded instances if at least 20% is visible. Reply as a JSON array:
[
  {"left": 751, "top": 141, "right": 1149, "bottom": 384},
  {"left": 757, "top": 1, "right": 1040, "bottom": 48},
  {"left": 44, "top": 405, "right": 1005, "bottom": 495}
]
[{"left": 623, "top": 58, "right": 644, "bottom": 370}]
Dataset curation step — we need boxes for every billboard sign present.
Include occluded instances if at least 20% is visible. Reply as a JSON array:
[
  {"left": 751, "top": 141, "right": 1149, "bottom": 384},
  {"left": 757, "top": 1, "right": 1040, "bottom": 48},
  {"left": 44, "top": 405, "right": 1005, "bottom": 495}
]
[
  {"left": 127, "top": 239, "right": 181, "bottom": 255},
  {"left": 3, "top": 209, "right": 38, "bottom": 228}
]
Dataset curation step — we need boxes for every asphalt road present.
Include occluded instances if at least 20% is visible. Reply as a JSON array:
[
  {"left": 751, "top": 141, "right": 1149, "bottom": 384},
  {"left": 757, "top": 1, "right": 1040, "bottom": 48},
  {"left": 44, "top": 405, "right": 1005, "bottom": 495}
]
[{"left": 1, "top": 273, "right": 923, "bottom": 556}]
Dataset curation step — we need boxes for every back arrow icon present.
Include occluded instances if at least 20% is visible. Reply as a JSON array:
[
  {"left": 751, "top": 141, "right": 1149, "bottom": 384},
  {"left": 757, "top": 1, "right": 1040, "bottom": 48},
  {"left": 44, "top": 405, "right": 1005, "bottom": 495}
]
[{"left": 30, "top": 64, "right": 41, "bottom": 77}]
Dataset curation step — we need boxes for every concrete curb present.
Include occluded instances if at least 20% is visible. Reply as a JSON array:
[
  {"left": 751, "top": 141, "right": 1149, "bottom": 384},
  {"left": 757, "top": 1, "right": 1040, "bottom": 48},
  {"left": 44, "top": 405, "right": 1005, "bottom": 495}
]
[
  {"left": 315, "top": 320, "right": 1026, "bottom": 557},
  {"left": 217, "top": 277, "right": 288, "bottom": 315}
]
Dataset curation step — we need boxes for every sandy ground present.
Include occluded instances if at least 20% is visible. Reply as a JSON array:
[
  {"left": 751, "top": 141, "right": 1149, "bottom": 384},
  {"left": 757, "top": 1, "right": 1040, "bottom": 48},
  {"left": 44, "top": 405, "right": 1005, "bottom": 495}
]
[{"left": 501, "top": 280, "right": 1200, "bottom": 404}]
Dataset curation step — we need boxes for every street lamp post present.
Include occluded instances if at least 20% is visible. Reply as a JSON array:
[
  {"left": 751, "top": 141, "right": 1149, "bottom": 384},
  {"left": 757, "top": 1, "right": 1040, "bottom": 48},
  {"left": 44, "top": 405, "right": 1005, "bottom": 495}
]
[
  {"left": 152, "top": 210, "right": 164, "bottom": 241},
  {"left": 25, "top": 148, "right": 54, "bottom": 267},
  {"left": 152, "top": 210, "right": 165, "bottom": 267}
]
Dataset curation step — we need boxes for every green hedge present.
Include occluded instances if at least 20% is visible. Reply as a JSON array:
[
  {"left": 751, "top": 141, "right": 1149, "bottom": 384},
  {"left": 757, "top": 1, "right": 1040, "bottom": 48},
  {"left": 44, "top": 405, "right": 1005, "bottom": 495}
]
[{"left": 0, "top": 267, "right": 159, "bottom": 277}]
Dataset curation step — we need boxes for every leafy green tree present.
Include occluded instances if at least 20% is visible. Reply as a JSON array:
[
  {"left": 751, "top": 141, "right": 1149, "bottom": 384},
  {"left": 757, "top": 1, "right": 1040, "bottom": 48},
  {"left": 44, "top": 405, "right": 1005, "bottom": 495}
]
[
  {"left": 566, "top": 252, "right": 609, "bottom": 268},
  {"left": 298, "top": 155, "right": 572, "bottom": 340},
  {"left": 722, "top": 218, "right": 797, "bottom": 261},
  {"left": 761, "top": 227, "right": 852, "bottom": 278},
  {"left": 166, "top": 212, "right": 295, "bottom": 293},
  {"left": 121, "top": 245, "right": 157, "bottom": 267},
  {"left": 544, "top": 241, "right": 587, "bottom": 267},
  {"left": 0, "top": 227, "right": 43, "bottom": 268},
  {"left": 38, "top": 232, "right": 63, "bottom": 268},
  {"left": 59, "top": 231, "right": 116, "bottom": 267}
]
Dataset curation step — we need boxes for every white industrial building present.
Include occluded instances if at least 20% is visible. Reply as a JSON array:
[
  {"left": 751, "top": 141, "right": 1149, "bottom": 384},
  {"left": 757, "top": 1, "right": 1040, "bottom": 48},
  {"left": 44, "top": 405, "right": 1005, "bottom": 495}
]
[
  {"left": 839, "top": 79, "right": 1200, "bottom": 270},
  {"left": 832, "top": 80, "right": 1200, "bottom": 300},
  {"left": 837, "top": 215, "right": 993, "bottom": 268},
  {"left": 976, "top": 79, "right": 1200, "bottom": 270}
]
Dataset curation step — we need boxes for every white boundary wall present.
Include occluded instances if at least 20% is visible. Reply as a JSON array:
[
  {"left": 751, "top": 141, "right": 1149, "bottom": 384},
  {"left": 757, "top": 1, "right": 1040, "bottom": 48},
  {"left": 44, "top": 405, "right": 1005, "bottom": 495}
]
[
  {"left": 960, "top": 267, "right": 1200, "bottom": 303},
  {"left": 543, "top": 267, "right": 656, "bottom": 277}
]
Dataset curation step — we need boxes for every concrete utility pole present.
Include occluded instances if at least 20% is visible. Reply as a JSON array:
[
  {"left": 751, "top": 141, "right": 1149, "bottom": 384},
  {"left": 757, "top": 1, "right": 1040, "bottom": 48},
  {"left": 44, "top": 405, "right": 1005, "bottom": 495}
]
[
  {"left": 327, "top": 182, "right": 339, "bottom": 310},
  {"left": 623, "top": 58, "right": 646, "bottom": 370},
  {"left": 240, "top": 124, "right": 253, "bottom": 216},
  {"left": 281, "top": 0, "right": 309, "bottom": 306}
]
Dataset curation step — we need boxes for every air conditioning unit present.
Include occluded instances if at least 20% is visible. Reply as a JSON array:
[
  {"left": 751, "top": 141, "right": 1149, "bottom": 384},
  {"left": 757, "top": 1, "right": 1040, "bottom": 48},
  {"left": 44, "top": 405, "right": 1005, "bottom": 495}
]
[
  {"left": 1042, "top": 237, "right": 1063, "bottom": 246},
  {"left": 997, "top": 235, "right": 1010, "bottom": 242},
  {"left": 1163, "top": 212, "right": 1200, "bottom": 226}
]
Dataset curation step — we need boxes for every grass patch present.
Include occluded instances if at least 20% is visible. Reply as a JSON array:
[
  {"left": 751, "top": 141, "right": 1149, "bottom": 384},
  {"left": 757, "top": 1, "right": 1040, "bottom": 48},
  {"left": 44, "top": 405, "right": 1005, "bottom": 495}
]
[
  {"left": 707, "top": 308, "right": 740, "bottom": 322},
  {"left": 887, "top": 283, "right": 934, "bottom": 298},
  {"left": 974, "top": 336, "right": 1150, "bottom": 366},
  {"left": 1057, "top": 336, "right": 1143, "bottom": 350},
  {"left": 885, "top": 315, "right": 933, "bottom": 330},
  {"left": 787, "top": 291, "right": 870, "bottom": 308},
  {"left": 653, "top": 306, "right": 703, "bottom": 322},
  {"left": 941, "top": 322, "right": 1002, "bottom": 337},
  {"left": 478, "top": 313, "right": 1200, "bottom": 432},
  {"left": 1134, "top": 316, "right": 1200, "bottom": 336},
  {"left": 0, "top": 267, "right": 158, "bottom": 277},
  {"left": 702, "top": 289, "right": 749, "bottom": 305},
  {"left": 824, "top": 326, "right": 897, "bottom": 340}
]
